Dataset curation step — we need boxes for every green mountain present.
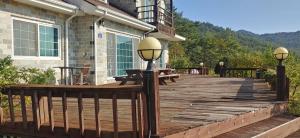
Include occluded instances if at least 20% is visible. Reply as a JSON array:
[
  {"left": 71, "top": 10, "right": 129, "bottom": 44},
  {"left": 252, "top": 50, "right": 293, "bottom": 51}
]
[
  {"left": 171, "top": 12, "right": 299, "bottom": 68},
  {"left": 260, "top": 31, "right": 300, "bottom": 55},
  {"left": 235, "top": 30, "right": 276, "bottom": 50},
  {"left": 174, "top": 10, "right": 300, "bottom": 52},
  {"left": 171, "top": 12, "right": 277, "bottom": 67}
]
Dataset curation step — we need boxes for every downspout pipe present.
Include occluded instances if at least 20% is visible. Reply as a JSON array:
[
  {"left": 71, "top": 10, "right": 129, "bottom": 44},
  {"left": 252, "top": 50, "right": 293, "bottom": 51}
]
[
  {"left": 143, "top": 28, "right": 155, "bottom": 38},
  {"left": 64, "top": 10, "right": 79, "bottom": 84},
  {"left": 94, "top": 10, "right": 107, "bottom": 85}
]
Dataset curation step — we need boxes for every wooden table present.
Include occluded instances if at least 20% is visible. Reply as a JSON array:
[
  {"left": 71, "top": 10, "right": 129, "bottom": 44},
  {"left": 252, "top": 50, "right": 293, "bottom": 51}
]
[
  {"left": 119, "top": 69, "right": 144, "bottom": 85},
  {"left": 54, "top": 66, "right": 90, "bottom": 85},
  {"left": 158, "top": 69, "right": 180, "bottom": 85},
  {"left": 159, "top": 69, "right": 172, "bottom": 75},
  {"left": 116, "top": 69, "right": 178, "bottom": 85}
]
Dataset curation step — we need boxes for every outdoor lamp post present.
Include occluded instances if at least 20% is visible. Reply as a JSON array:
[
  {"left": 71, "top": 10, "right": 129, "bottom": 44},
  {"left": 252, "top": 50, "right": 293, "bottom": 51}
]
[
  {"left": 138, "top": 37, "right": 162, "bottom": 138},
  {"left": 219, "top": 61, "right": 224, "bottom": 77},
  {"left": 200, "top": 62, "right": 204, "bottom": 75},
  {"left": 138, "top": 37, "right": 163, "bottom": 71},
  {"left": 274, "top": 47, "right": 289, "bottom": 101},
  {"left": 200, "top": 62, "right": 204, "bottom": 67}
]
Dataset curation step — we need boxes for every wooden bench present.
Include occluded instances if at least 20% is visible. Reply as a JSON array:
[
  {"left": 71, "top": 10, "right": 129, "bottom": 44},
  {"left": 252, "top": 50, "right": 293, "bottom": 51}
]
[{"left": 158, "top": 74, "right": 180, "bottom": 85}]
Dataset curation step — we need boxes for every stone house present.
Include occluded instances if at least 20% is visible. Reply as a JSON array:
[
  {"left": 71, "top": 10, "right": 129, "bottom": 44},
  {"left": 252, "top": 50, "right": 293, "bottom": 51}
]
[{"left": 0, "top": 0, "right": 185, "bottom": 85}]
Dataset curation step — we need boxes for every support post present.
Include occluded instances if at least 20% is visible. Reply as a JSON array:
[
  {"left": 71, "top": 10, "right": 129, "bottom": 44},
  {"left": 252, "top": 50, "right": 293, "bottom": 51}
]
[
  {"left": 143, "top": 70, "right": 160, "bottom": 138},
  {"left": 220, "top": 67, "right": 224, "bottom": 77},
  {"left": 276, "top": 65, "right": 287, "bottom": 101},
  {"left": 154, "top": 0, "right": 158, "bottom": 24}
]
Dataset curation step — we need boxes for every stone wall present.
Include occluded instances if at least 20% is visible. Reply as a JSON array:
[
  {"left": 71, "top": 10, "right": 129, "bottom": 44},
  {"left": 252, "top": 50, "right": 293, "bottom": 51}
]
[
  {"left": 68, "top": 16, "right": 95, "bottom": 84},
  {"left": 68, "top": 17, "right": 145, "bottom": 85},
  {"left": 0, "top": 0, "right": 67, "bottom": 83}
]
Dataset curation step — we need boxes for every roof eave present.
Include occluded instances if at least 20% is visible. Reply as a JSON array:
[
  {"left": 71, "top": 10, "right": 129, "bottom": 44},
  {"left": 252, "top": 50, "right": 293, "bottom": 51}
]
[{"left": 14, "top": 0, "right": 78, "bottom": 14}]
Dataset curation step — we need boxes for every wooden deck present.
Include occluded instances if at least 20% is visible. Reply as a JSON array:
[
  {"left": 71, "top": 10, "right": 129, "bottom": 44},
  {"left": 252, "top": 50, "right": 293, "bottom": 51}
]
[{"left": 1, "top": 75, "right": 284, "bottom": 137}]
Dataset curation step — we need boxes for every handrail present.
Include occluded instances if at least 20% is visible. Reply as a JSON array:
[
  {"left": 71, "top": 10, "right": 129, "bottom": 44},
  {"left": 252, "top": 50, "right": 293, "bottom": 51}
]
[
  {"left": 1, "top": 85, "right": 146, "bottom": 138},
  {"left": 221, "top": 68, "right": 265, "bottom": 78}
]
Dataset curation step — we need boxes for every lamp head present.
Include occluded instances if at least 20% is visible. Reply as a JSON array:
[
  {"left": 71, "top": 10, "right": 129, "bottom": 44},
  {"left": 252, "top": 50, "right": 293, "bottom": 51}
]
[
  {"left": 274, "top": 47, "right": 289, "bottom": 60},
  {"left": 219, "top": 61, "right": 224, "bottom": 66},
  {"left": 137, "top": 37, "right": 162, "bottom": 61},
  {"left": 200, "top": 62, "right": 204, "bottom": 67}
]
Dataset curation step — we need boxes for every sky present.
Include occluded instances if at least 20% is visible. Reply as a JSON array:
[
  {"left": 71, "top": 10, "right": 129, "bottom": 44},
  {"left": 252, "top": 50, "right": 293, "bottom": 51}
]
[{"left": 174, "top": 0, "right": 300, "bottom": 34}]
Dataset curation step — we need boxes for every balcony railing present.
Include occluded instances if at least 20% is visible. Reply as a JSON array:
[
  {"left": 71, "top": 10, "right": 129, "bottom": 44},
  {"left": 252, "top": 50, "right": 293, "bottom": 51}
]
[{"left": 137, "top": 4, "right": 175, "bottom": 36}]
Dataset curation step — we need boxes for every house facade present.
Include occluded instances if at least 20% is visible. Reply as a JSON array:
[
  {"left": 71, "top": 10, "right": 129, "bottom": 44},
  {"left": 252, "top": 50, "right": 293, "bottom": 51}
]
[{"left": 0, "top": 0, "right": 185, "bottom": 85}]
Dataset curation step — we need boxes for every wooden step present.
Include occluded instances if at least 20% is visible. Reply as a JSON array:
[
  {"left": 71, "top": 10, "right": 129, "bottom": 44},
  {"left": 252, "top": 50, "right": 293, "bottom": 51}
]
[
  {"left": 214, "top": 114, "right": 300, "bottom": 138},
  {"left": 287, "top": 129, "right": 300, "bottom": 138},
  {"left": 164, "top": 102, "right": 287, "bottom": 138}
]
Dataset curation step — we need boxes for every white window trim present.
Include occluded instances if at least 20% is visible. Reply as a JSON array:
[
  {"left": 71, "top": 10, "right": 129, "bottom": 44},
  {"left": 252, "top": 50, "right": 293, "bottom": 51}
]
[
  {"left": 105, "top": 30, "right": 141, "bottom": 80},
  {"left": 11, "top": 17, "right": 62, "bottom": 60}
]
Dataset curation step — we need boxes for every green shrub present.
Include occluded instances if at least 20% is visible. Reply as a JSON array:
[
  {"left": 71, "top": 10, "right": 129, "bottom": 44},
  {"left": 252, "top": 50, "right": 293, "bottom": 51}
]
[
  {"left": 0, "top": 56, "right": 56, "bottom": 110},
  {"left": 262, "top": 69, "right": 276, "bottom": 90}
]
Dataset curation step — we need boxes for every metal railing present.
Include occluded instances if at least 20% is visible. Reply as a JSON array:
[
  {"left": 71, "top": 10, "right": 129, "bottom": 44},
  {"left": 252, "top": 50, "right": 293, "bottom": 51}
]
[{"left": 137, "top": 5, "right": 173, "bottom": 27}]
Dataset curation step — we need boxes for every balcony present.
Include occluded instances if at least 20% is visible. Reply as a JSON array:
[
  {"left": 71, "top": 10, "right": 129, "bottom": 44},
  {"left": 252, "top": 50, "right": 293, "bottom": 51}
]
[{"left": 137, "top": 1, "right": 175, "bottom": 37}]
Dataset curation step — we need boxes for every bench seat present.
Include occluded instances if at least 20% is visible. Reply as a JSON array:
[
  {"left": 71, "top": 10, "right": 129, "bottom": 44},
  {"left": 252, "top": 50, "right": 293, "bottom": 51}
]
[{"left": 158, "top": 74, "right": 180, "bottom": 85}]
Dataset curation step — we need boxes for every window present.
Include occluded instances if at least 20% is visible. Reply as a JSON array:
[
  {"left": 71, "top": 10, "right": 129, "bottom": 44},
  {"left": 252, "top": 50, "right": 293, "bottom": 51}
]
[
  {"left": 13, "top": 20, "right": 37, "bottom": 56},
  {"left": 13, "top": 19, "right": 60, "bottom": 58},
  {"left": 39, "top": 26, "right": 59, "bottom": 57},
  {"left": 116, "top": 36, "right": 133, "bottom": 76},
  {"left": 107, "top": 33, "right": 139, "bottom": 77}
]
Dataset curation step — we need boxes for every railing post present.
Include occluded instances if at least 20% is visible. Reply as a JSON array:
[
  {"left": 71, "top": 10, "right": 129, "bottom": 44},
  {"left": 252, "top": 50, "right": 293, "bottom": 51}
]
[
  {"left": 0, "top": 92, "right": 3, "bottom": 125},
  {"left": 276, "top": 65, "right": 287, "bottom": 101},
  {"left": 154, "top": 0, "right": 158, "bottom": 24},
  {"left": 143, "top": 70, "right": 160, "bottom": 138},
  {"left": 170, "top": 0, "right": 174, "bottom": 28},
  {"left": 39, "top": 96, "right": 49, "bottom": 124},
  {"left": 220, "top": 67, "right": 225, "bottom": 77}
]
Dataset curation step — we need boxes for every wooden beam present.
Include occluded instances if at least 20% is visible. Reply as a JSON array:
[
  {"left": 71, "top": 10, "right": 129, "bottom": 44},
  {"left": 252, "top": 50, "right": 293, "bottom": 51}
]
[
  {"left": 32, "top": 91, "right": 41, "bottom": 132},
  {"left": 94, "top": 93, "right": 101, "bottom": 137},
  {"left": 142, "top": 71, "right": 160, "bottom": 137},
  {"left": 131, "top": 92, "right": 137, "bottom": 138},
  {"left": 137, "top": 92, "right": 144, "bottom": 138},
  {"left": 78, "top": 92, "right": 85, "bottom": 136},
  {"left": 8, "top": 90, "right": 15, "bottom": 124},
  {"left": 0, "top": 94, "right": 3, "bottom": 125},
  {"left": 112, "top": 94, "right": 118, "bottom": 138},
  {"left": 62, "top": 91, "right": 69, "bottom": 135},
  {"left": 20, "top": 90, "right": 27, "bottom": 129},
  {"left": 47, "top": 91, "right": 55, "bottom": 133}
]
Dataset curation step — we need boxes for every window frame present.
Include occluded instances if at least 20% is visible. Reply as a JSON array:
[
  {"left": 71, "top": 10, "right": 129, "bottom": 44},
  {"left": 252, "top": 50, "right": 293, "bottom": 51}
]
[
  {"left": 106, "top": 30, "right": 141, "bottom": 79},
  {"left": 11, "top": 17, "right": 61, "bottom": 60}
]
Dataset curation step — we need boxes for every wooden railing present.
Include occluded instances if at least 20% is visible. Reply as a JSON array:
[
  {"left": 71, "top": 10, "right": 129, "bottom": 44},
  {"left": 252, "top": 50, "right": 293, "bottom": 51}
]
[
  {"left": 175, "top": 67, "right": 209, "bottom": 75},
  {"left": 0, "top": 85, "right": 147, "bottom": 138},
  {"left": 220, "top": 68, "right": 264, "bottom": 78}
]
